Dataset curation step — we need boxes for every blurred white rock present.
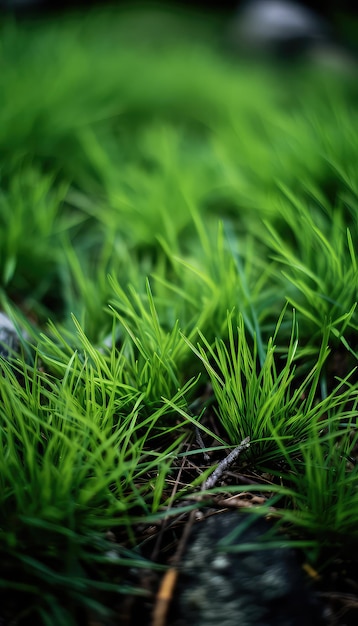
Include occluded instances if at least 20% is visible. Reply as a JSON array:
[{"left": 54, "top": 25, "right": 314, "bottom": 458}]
[
  {"left": 229, "top": 0, "right": 329, "bottom": 52},
  {"left": 226, "top": 0, "right": 357, "bottom": 71}
]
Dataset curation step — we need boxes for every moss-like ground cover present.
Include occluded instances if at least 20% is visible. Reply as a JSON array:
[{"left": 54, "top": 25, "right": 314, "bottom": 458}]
[{"left": 1, "top": 5, "right": 358, "bottom": 624}]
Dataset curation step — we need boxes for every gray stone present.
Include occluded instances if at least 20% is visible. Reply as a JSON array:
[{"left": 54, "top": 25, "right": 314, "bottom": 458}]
[
  {"left": 227, "top": 0, "right": 328, "bottom": 58},
  {"left": 176, "top": 511, "right": 324, "bottom": 626}
]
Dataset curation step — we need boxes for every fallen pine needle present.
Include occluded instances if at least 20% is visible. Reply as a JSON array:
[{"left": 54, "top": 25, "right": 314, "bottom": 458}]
[{"left": 151, "top": 568, "right": 179, "bottom": 626}]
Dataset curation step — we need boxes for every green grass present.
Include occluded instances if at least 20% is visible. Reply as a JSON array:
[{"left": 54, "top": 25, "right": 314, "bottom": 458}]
[
  {"left": 186, "top": 311, "right": 357, "bottom": 461},
  {"left": 1, "top": 4, "right": 358, "bottom": 624}
]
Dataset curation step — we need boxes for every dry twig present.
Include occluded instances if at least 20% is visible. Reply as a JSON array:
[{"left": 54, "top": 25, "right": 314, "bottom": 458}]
[{"left": 203, "top": 437, "right": 251, "bottom": 490}]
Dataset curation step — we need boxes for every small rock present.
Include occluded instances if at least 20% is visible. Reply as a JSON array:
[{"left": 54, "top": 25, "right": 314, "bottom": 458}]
[
  {"left": 176, "top": 511, "right": 324, "bottom": 626},
  {"left": 228, "top": 0, "right": 328, "bottom": 57}
]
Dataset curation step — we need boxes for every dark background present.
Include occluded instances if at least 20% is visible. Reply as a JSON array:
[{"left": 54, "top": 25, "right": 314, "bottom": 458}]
[
  {"left": 1, "top": 1, "right": 357, "bottom": 57},
  {"left": 0, "top": 0, "right": 357, "bottom": 17}
]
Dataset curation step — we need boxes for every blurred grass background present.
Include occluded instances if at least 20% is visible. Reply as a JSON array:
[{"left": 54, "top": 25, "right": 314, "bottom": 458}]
[{"left": 1, "top": 3, "right": 358, "bottom": 625}]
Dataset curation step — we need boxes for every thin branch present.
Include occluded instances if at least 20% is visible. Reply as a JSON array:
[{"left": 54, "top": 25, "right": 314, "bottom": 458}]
[{"left": 203, "top": 437, "right": 250, "bottom": 491}]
